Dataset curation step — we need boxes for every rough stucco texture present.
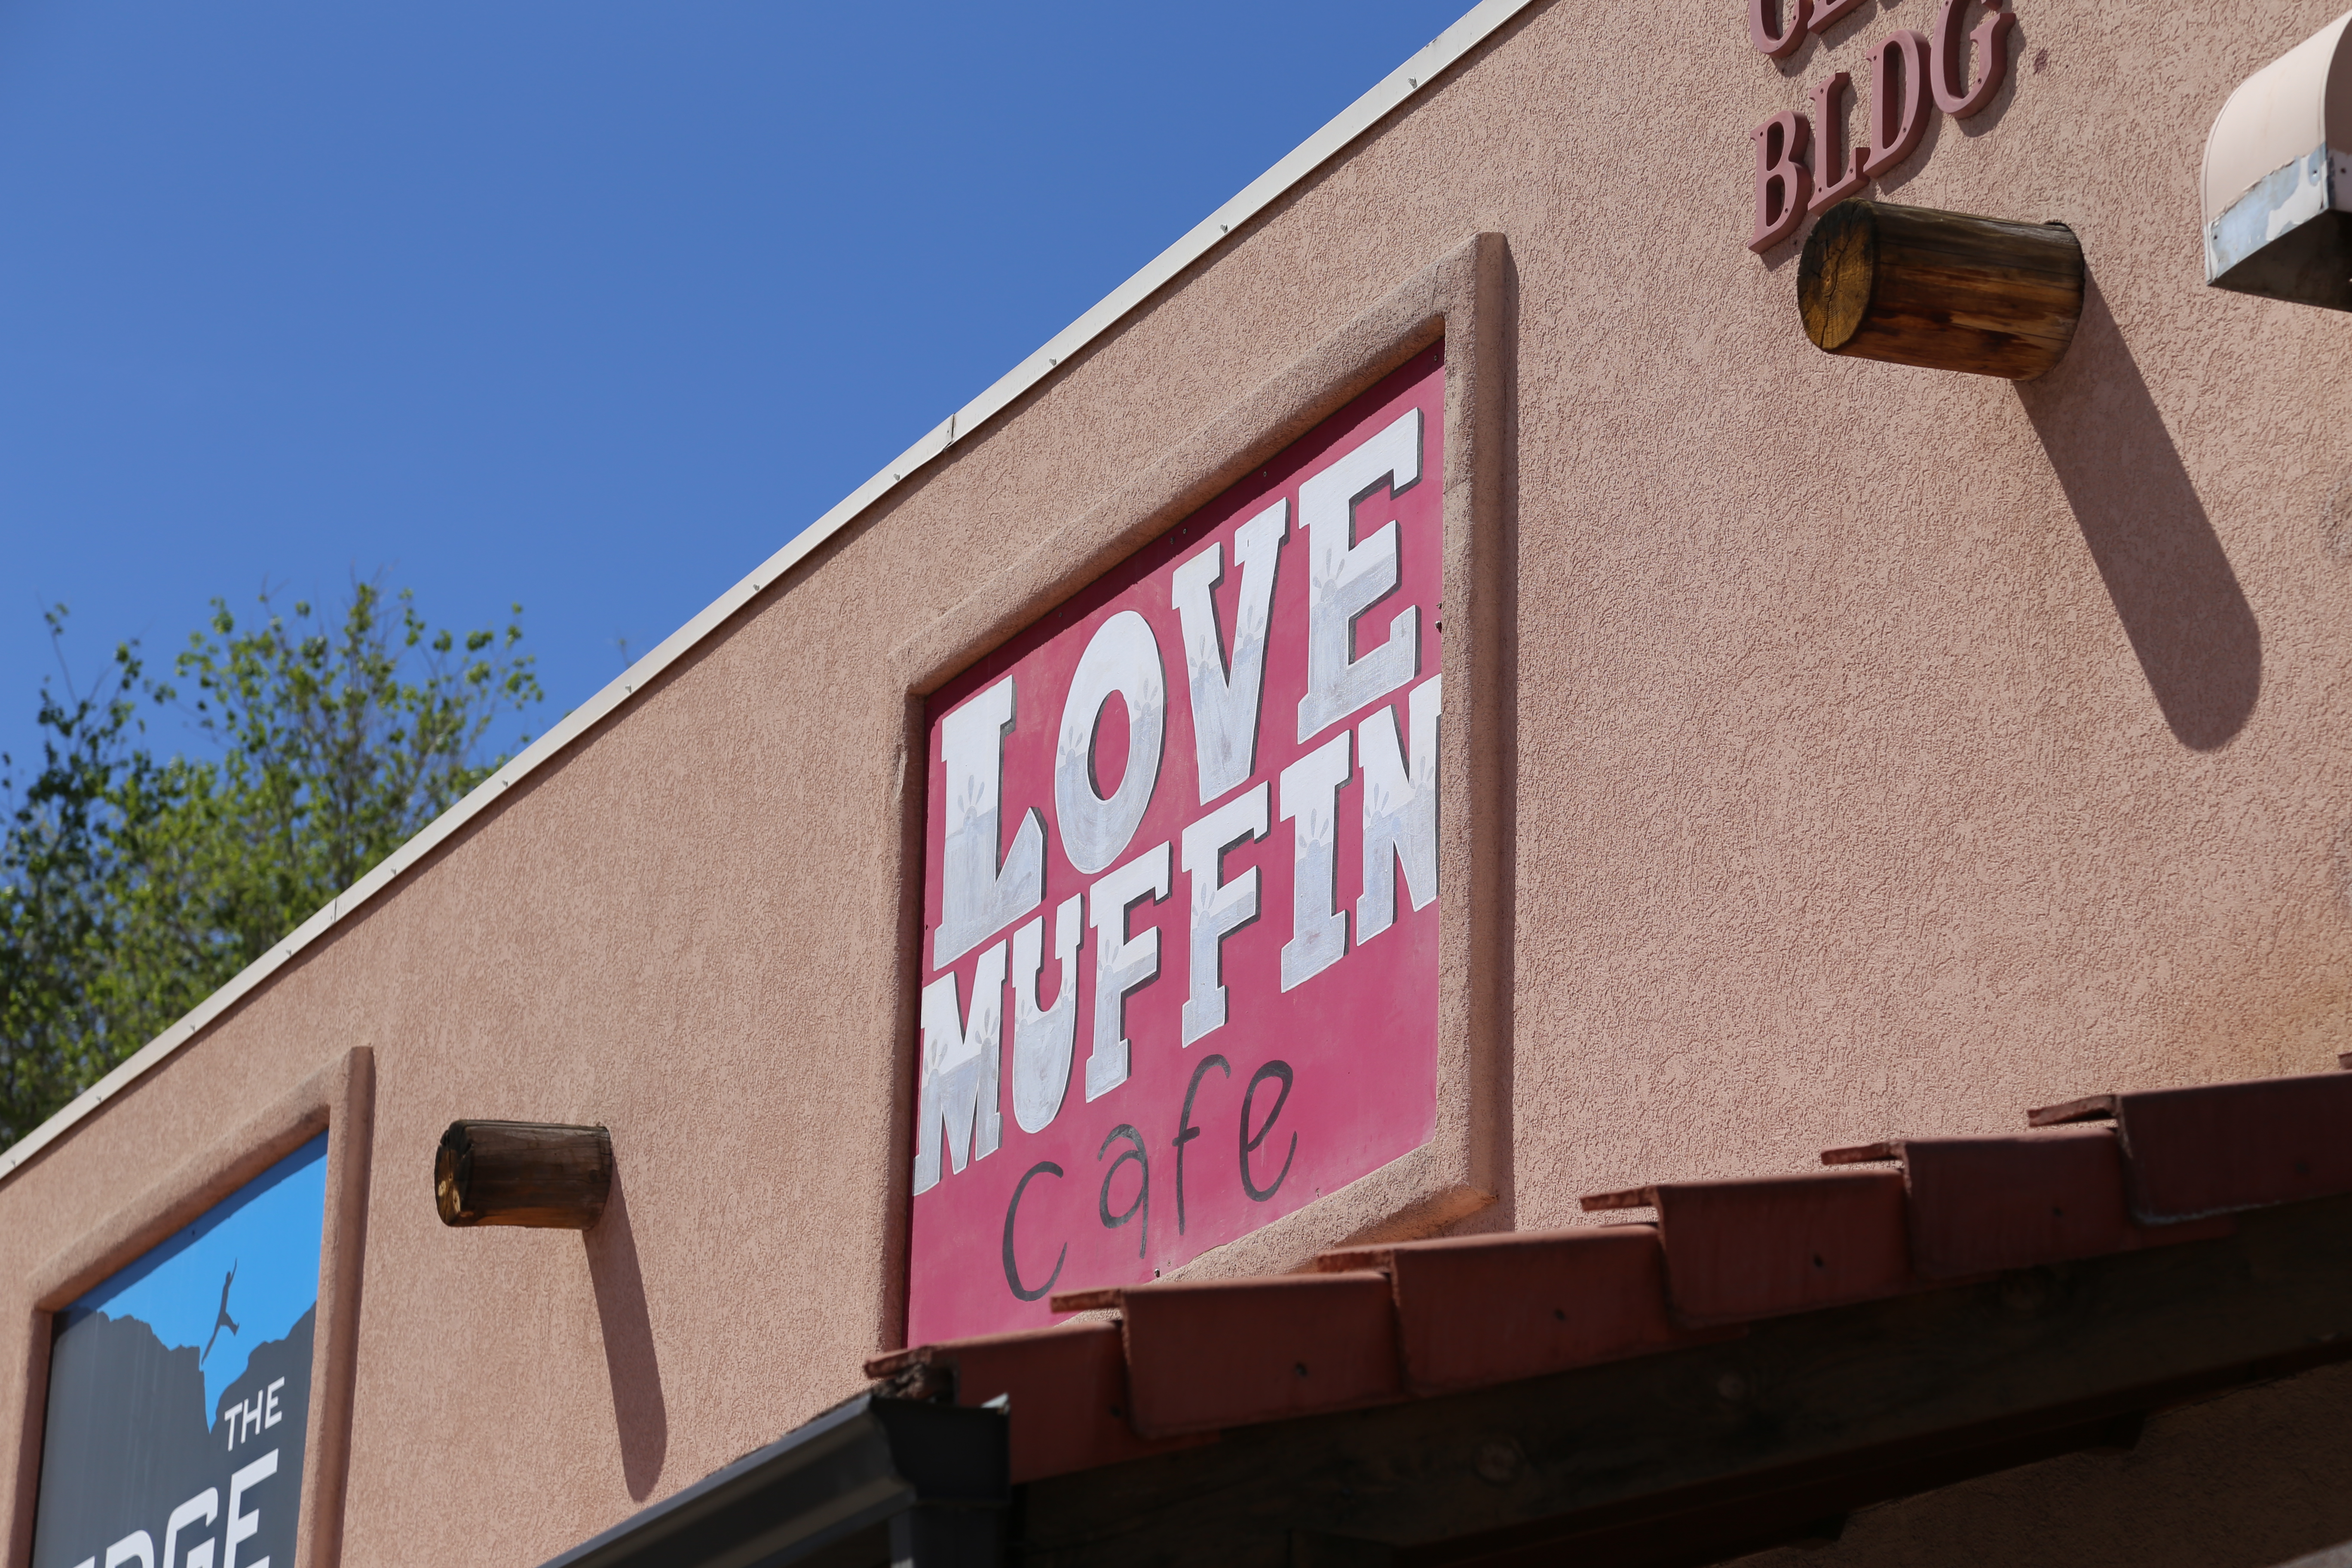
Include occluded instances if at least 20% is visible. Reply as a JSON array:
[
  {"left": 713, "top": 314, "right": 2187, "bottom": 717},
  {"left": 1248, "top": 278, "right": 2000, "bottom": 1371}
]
[{"left": 6, "top": 0, "right": 2352, "bottom": 1563}]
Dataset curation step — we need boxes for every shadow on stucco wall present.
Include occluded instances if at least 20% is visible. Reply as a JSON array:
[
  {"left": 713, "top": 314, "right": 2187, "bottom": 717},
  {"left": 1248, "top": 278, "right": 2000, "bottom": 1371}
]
[
  {"left": 2017, "top": 277, "right": 2261, "bottom": 751},
  {"left": 585, "top": 1166, "right": 668, "bottom": 1500}
]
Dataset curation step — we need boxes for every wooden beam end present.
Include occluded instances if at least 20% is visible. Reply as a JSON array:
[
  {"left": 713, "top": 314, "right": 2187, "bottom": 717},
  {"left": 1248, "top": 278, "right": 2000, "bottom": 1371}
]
[{"left": 435, "top": 1119, "right": 614, "bottom": 1229}]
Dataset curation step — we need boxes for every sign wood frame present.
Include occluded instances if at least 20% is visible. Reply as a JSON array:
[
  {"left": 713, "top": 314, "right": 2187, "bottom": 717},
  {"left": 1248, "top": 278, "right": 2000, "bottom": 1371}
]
[
  {"left": 881, "top": 232, "right": 1516, "bottom": 1346},
  {"left": 3, "top": 1050, "right": 376, "bottom": 1568}
]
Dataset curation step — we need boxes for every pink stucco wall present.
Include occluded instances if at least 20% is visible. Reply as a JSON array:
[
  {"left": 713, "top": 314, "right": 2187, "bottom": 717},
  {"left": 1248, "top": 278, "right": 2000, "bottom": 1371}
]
[{"left": 6, "top": 0, "right": 2352, "bottom": 1563}]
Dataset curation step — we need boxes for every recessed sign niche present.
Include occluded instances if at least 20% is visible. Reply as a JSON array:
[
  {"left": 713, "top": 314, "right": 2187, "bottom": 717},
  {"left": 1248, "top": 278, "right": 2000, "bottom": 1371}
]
[
  {"left": 908, "top": 348, "right": 1445, "bottom": 1345},
  {"left": 32, "top": 1136, "right": 328, "bottom": 1568}
]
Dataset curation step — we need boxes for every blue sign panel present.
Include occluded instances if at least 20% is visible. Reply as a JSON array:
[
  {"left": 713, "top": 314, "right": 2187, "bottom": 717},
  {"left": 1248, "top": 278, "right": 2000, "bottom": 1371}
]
[{"left": 32, "top": 1134, "right": 328, "bottom": 1568}]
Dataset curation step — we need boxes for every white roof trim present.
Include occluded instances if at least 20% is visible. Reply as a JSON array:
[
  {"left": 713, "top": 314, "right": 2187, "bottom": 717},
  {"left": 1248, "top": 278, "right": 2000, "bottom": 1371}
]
[{"left": 0, "top": 0, "right": 1538, "bottom": 1185}]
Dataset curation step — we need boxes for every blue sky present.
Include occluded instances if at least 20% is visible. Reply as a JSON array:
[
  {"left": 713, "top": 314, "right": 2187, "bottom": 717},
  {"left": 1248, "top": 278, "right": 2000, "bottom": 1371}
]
[
  {"left": 65, "top": 1133, "right": 327, "bottom": 1422},
  {"left": 0, "top": 0, "right": 1470, "bottom": 779}
]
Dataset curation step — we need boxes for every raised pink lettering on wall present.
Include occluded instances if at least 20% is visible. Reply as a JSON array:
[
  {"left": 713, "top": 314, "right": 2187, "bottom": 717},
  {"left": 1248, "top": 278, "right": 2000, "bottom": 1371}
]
[
  {"left": 1863, "top": 31, "right": 1932, "bottom": 177},
  {"left": 1809, "top": 71, "right": 1871, "bottom": 215},
  {"left": 1750, "top": 0, "right": 1806, "bottom": 59},
  {"left": 1932, "top": 0, "right": 2015, "bottom": 117},
  {"left": 1805, "top": 0, "right": 1870, "bottom": 34},
  {"left": 1752, "top": 112, "right": 1815, "bottom": 252},
  {"left": 1745, "top": 0, "right": 2014, "bottom": 251},
  {"left": 907, "top": 348, "right": 1446, "bottom": 1345}
]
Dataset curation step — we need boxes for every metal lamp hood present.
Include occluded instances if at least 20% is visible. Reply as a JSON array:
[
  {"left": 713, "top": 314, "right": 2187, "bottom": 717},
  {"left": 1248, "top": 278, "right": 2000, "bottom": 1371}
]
[{"left": 2203, "top": 8, "right": 2352, "bottom": 309}]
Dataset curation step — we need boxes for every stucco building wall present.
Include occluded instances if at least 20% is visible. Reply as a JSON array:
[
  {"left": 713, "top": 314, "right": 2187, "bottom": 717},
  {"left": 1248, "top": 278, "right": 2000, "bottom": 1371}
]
[{"left": 4, "top": 0, "right": 2351, "bottom": 1563}]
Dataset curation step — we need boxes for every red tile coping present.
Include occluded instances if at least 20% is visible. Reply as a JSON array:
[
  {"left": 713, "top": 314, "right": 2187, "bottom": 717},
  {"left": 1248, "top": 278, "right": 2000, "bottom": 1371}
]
[
  {"left": 861, "top": 1321, "right": 1213, "bottom": 1482},
  {"left": 873, "top": 1063, "right": 2348, "bottom": 1479},
  {"left": 1584, "top": 1169, "right": 1914, "bottom": 1326},
  {"left": 1049, "top": 1272, "right": 1403, "bottom": 1438},
  {"left": 2028, "top": 1071, "right": 2352, "bottom": 1221},
  {"left": 1321, "top": 1225, "right": 1733, "bottom": 1394},
  {"left": 1823, "top": 1127, "right": 2234, "bottom": 1278}
]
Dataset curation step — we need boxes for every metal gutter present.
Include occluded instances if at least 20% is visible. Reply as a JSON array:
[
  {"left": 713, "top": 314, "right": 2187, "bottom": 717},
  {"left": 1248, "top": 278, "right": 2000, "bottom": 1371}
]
[
  {"left": 0, "top": 0, "right": 1540, "bottom": 1185},
  {"left": 536, "top": 1393, "right": 1009, "bottom": 1568}
]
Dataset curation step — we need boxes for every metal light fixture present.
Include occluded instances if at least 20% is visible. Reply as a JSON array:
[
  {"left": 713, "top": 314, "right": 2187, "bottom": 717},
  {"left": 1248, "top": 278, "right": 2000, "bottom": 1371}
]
[{"left": 2204, "top": 9, "right": 2352, "bottom": 311}]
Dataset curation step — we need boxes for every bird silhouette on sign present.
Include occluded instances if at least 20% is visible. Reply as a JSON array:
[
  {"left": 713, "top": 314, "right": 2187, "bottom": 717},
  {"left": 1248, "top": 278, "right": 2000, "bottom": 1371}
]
[{"left": 201, "top": 1262, "right": 239, "bottom": 1364}]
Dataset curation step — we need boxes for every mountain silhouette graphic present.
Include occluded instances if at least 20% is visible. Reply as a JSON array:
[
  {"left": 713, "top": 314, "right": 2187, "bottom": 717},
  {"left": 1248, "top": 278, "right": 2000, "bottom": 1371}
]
[{"left": 32, "top": 1306, "right": 313, "bottom": 1568}]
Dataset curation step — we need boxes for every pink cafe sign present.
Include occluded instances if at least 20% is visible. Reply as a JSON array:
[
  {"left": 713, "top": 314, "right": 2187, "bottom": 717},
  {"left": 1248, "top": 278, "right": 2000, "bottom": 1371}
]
[{"left": 908, "top": 347, "right": 1446, "bottom": 1344}]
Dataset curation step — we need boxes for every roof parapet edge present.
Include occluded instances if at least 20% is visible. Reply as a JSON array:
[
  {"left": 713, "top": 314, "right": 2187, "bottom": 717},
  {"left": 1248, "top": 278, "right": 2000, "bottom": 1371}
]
[{"left": 0, "top": 0, "right": 1540, "bottom": 1187}]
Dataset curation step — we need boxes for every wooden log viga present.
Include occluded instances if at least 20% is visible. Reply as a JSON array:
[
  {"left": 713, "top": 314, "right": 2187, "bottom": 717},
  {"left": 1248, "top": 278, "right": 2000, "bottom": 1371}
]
[
  {"left": 1798, "top": 200, "right": 2084, "bottom": 380},
  {"left": 436, "top": 1120, "right": 613, "bottom": 1228}
]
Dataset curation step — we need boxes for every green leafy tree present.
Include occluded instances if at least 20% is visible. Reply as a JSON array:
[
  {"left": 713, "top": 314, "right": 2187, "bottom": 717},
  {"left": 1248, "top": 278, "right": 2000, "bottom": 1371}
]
[
  {"left": 0, "top": 619, "right": 157, "bottom": 1142},
  {"left": 0, "top": 583, "right": 542, "bottom": 1148}
]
